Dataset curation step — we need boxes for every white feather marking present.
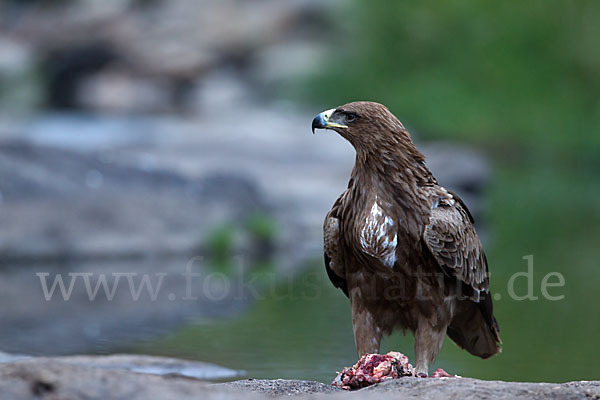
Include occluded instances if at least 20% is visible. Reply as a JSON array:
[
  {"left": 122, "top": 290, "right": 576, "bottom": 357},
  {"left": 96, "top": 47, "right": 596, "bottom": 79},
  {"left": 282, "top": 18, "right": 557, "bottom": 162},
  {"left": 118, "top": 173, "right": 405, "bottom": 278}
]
[
  {"left": 382, "top": 234, "right": 397, "bottom": 267},
  {"left": 360, "top": 201, "right": 397, "bottom": 268}
]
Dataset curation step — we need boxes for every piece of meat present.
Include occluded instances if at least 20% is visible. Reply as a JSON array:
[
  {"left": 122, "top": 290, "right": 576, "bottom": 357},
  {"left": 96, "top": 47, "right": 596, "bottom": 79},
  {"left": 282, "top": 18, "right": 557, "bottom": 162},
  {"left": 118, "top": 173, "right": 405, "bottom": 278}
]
[
  {"left": 332, "top": 352, "right": 414, "bottom": 390},
  {"left": 431, "top": 368, "right": 452, "bottom": 378}
]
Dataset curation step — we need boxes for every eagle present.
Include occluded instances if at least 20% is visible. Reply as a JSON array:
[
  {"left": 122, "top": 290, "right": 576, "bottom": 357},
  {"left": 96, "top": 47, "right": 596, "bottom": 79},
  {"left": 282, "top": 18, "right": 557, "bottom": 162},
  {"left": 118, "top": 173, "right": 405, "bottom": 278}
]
[{"left": 312, "top": 101, "right": 501, "bottom": 377}]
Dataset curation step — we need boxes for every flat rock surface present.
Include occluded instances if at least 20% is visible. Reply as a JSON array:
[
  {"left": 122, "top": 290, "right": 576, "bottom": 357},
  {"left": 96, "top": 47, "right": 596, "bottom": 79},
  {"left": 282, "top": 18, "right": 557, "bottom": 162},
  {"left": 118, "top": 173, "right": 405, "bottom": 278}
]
[
  {"left": 0, "top": 358, "right": 254, "bottom": 400},
  {"left": 219, "top": 378, "right": 600, "bottom": 399},
  {"left": 0, "top": 355, "right": 599, "bottom": 400},
  {"left": 44, "top": 354, "right": 244, "bottom": 380},
  {"left": 351, "top": 377, "right": 600, "bottom": 400},
  {"left": 221, "top": 379, "right": 338, "bottom": 396}
]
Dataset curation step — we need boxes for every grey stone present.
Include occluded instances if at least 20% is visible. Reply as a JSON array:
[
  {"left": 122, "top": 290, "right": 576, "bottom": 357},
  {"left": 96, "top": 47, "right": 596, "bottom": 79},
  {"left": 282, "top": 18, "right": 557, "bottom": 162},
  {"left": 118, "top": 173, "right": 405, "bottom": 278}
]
[
  {"left": 187, "top": 71, "right": 253, "bottom": 114},
  {"left": 0, "top": 140, "right": 268, "bottom": 261},
  {"left": 31, "top": 354, "right": 243, "bottom": 380},
  {"left": 76, "top": 69, "right": 174, "bottom": 113},
  {"left": 0, "top": 38, "right": 32, "bottom": 75},
  {"left": 249, "top": 41, "right": 326, "bottom": 91},
  {"left": 347, "top": 377, "right": 600, "bottom": 400},
  {"left": 3, "top": 0, "right": 332, "bottom": 77},
  {"left": 221, "top": 379, "right": 339, "bottom": 396},
  {"left": 0, "top": 356, "right": 599, "bottom": 400},
  {"left": 0, "top": 358, "right": 255, "bottom": 400}
]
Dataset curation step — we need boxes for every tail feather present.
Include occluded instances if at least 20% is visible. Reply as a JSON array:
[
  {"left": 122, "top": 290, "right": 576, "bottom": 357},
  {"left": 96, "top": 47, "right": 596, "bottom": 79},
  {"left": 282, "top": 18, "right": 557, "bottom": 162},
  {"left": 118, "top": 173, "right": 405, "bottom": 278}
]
[{"left": 447, "top": 293, "right": 501, "bottom": 359}]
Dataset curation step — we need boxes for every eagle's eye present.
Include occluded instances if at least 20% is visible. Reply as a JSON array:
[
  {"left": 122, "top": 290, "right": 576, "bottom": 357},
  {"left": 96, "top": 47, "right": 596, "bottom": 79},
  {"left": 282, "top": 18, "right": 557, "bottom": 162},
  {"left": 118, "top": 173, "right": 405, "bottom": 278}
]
[{"left": 346, "top": 112, "right": 357, "bottom": 123}]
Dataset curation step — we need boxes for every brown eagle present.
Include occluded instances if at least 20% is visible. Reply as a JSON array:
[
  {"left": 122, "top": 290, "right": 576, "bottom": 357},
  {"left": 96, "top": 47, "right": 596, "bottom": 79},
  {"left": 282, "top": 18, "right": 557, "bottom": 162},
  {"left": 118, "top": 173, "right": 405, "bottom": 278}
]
[{"left": 312, "top": 101, "right": 501, "bottom": 377}]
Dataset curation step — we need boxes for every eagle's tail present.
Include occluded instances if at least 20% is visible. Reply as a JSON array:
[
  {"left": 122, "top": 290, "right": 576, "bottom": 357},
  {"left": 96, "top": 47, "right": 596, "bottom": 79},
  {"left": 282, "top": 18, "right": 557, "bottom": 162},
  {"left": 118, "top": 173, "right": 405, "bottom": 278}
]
[{"left": 447, "top": 293, "right": 501, "bottom": 359}]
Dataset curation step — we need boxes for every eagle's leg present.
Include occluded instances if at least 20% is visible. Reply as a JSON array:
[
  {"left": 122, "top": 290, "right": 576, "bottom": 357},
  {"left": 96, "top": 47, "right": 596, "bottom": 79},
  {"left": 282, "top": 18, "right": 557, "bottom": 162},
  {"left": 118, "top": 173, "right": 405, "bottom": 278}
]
[
  {"left": 350, "top": 293, "right": 382, "bottom": 357},
  {"left": 414, "top": 319, "right": 447, "bottom": 377}
]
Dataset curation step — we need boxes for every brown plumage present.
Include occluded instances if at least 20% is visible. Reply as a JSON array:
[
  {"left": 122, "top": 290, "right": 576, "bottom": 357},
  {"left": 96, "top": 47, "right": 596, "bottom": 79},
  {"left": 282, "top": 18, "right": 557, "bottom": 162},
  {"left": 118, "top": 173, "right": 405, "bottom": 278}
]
[{"left": 312, "top": 101, "right": 501, "bottom": 376}]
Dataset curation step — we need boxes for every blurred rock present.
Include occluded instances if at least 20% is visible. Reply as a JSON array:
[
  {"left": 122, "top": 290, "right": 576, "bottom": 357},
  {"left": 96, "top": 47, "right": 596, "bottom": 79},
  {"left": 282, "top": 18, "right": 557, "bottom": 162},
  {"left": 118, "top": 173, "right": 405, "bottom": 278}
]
[
  {"left": 1, "top": 0, "right": 338, "bottom": 113},
  {"left": 0, "top": 37, "right": 31, "bottom": 75},
  {"left": 188, "top": 70, "right": 253, "bottom": 114},
  {"left": 9, "top": 354, "right": 244, "bottom": 380},
  {"left": 249, "top": 40, "right": 325, "bottom": 91},
  {"left": 109, "top": 0, "right": 333, "bottom": 78},
  {"left": 76, "top": 68, "right": 174, "bottom": 113},
  {"left": 41, "top": 42, "right": 118, "bottom": 109},
  {"left": 0, "top": 358, "right": 255, "bottom": 400},
  {"left": 0, "top": 352, "right": 243, "bottom": 380},
  {"left": 0, "top": 141, "right": 268, "bottom": 261}
]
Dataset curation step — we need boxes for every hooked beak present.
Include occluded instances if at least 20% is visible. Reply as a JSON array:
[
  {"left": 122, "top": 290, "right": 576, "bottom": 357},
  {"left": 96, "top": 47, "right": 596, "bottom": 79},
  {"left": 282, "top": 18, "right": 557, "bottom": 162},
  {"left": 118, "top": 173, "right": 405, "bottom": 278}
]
[{"left": 311, "top": 108, "right": 348, "bottom": 134}]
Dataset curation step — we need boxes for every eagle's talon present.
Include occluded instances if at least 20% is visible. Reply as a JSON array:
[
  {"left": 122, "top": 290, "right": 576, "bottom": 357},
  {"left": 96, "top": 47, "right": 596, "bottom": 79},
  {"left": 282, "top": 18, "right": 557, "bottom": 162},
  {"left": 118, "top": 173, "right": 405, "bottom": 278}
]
[{"left": 415, "top": 372, "right": 428, "bottom": 378}]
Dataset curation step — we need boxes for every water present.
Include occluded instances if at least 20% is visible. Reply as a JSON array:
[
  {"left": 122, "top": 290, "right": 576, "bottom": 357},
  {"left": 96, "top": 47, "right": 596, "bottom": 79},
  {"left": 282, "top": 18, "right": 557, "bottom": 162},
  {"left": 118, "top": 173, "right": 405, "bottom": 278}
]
[{"left": 133, "top": 262, "right": 600, "bottom": 384}]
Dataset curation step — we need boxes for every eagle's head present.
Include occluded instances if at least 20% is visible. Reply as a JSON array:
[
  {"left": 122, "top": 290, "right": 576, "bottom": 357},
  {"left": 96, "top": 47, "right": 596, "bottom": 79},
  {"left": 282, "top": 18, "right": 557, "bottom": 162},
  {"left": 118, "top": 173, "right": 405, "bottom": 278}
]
[{"left": 311, "top": 101, "right": 407, "bottom": 149}]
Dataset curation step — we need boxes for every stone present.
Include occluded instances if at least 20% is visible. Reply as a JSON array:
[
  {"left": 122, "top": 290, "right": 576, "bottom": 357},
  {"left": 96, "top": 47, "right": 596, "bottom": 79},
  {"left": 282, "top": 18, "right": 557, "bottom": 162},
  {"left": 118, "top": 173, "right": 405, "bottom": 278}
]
[
  {"left": 0, "top": 355, "right": 599, "bottom": 400},
  {"left": 0, "top": 141, "right": 269, "bottom": 261},
  {"left": 33, "top": 354, "right": 243, "bottom": 380},
  {"left": 0, "top": 358, "right": 255, "bottom": 400},
  {"left": 76, "top": 68, "right": 173, "bottom": 113},
  {"left": 222, "top": 379, "right": 338, "bottom": 396}
]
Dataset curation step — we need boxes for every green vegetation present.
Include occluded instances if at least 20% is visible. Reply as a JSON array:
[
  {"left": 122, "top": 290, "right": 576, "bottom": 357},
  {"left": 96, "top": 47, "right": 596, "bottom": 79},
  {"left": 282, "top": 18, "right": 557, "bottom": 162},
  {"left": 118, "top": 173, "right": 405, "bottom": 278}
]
[
  {"left": 301, "top": 1, "right": 600, "bottom": 155},
  {"left": 205, "top": 225, "right": 236, "bottom": 272},
  {"left": 204, "top": 215, "right": 278, "bottom": 277},
  {"left": 245, "top": 213, "right": 278, "bottom": 243}
]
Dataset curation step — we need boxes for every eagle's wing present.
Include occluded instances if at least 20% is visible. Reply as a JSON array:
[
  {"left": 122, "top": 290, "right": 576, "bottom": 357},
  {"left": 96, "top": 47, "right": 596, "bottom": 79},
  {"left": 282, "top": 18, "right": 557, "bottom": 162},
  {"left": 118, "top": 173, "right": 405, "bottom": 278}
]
[
  {"left": 324, "top": 194, "right": 348, "bottom": 297},
  {"left": 423, "top": 189, "right": 489, "bottom": 298},
  {"left": 423, "top": 189, "right": 501, "bottom": 356}
]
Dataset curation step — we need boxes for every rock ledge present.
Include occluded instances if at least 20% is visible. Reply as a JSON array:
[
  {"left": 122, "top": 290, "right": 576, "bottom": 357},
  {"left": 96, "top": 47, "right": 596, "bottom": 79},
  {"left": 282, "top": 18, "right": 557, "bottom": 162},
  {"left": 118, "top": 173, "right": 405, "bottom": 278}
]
[{"left": 0, "top": 355, "right": 599, "bottom": 400}]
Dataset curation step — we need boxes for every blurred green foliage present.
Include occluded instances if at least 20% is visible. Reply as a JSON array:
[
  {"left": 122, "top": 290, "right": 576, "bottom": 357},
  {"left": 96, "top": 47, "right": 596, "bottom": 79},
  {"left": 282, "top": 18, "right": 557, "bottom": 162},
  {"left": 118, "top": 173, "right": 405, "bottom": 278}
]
[
  {"left": 204, "top": 214, "right": 278, "bottom": 277},
  {"left": 206, "top": 225, "right": 236, "bottom": 263},
  {"left": 302, "top": 1, "right": 600, "bottom": 156},
  {"left": 245, "top": 213, "right": 278, "bottom": 243}
]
